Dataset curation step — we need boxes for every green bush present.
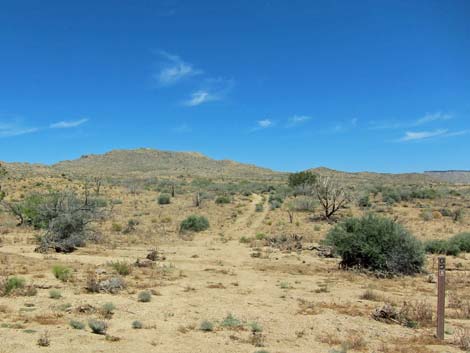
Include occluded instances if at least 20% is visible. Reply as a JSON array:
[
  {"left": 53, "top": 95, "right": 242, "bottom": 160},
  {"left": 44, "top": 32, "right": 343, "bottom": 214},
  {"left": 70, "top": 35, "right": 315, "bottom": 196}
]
[
  {"left": 200, "top": 320, "right": 214, "bottom": 332},
  {"left": 109, "top": 261, "right": 132, "bottom": 276},
  {"left": 215, "top": 195, "right": 231, "bottom": 205},
  {"left": 180, "top": 215, "right": 210, "bottom": 233},
  {"left": 49, "top": 289, "right": 62, "bottom": 299},
  {"left": 424, "top": 240, "right": 460, "bottom": 256},
  {"left": 1, "top": 276, "right": 25, "bottom": 296},
  {"left": 324, "top": 214, "right": 425, "bottom": 275},
  {"left": 358, "top": 195, "right": 372, "bottom": 208},
  {"left": 137, "top": 291, "right": 152, "bottom": 302},
  {"left": 52, "top": 265, "right": 72, "bottom": 282},
  {"left": 69, "top": 320, "right": 85, "bottom": 330},
  {"left": 88, "top": 319, "right": 107, "bottom": 335},
  {"left": 424, "top": 233, "right": 470, "bottom": 256},
  {"left": 288, "top": 171, "right": 317, "bottom": 188},
  {"left": 255, "top": 203, "right": 264, "bottom": 212},
  {"left": 450, "top": 232, "right": 470, "bottom": 252},
  {"left": 132, "top": 320, "right": 143, "bottom": 329},
  {"left": 157, "top": 194, "right": 171, "bottom": 205}
]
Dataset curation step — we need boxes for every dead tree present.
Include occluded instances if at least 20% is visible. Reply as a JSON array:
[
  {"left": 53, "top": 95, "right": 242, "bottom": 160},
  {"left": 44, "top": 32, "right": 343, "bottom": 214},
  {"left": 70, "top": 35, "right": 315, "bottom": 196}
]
[
  {"left": 194, "top": 192, "right": 201, "bottom": 207},
  {"left": 287, "top": 209, "right": 294, "bottom": 224},
  {"left": 314, "top": 176, "right": 350, "bottom": 220},
  {"left": 94, "top": 177, "right": 102, "bottom": 196}
]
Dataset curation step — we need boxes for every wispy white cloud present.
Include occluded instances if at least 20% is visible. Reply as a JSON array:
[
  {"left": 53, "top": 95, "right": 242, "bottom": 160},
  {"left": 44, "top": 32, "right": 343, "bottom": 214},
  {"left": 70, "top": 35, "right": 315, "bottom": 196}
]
[
  {"left": 258, "top": 119, "right": 273, "bottom": 128},
  {"left": 50, "top": 118, "right": 88, "bottom": 129},
  {"left": 416, "top": 112, "right": 452, "bottom": 125},
  {"left": 286, "top": 115, "right": 312, "bottom": 127},
  {"left": 184, "top": 90, "right": 218, "bottom": 106},
  {"left": 183, "top": 77, "right": 234, "bottom": 107},
  {"left": 399, "top": 129, "right": 468, "bottom": 142},
  {"left": 0, "top": 125, "right": 38, "bottom": 137},
  {"left": 155, "top": 51, "right": 202, "bottom": 86},
  {"left": 370, "top": 112, "right": 453, "bottom": 130},
  {"left": 0, "top": 117, "right": 38, "bottom": 138}
]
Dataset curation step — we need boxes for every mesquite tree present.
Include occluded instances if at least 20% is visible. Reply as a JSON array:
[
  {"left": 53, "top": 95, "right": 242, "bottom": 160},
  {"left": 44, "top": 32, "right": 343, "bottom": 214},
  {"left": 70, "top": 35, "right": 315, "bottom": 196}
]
[{"left": 314, "top": 176, "right": 350, "bottom": 220}]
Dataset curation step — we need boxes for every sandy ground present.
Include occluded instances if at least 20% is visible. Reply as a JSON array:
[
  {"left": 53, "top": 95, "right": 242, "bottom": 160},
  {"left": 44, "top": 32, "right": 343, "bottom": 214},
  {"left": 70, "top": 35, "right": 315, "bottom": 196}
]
[{"left": 0, "top": 194, "right": 469, "bottom": 353}]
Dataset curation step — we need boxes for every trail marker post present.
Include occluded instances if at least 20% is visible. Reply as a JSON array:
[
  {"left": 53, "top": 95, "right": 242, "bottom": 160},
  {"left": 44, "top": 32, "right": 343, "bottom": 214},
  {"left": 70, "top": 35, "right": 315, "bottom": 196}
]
[{"left": 437, "top": 256, "right": 446, "bottom": 340}]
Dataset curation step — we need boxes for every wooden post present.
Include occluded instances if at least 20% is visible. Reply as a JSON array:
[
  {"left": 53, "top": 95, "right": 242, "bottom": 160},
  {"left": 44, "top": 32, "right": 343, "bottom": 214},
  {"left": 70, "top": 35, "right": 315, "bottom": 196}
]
[{"left": 437, "top": 256, "right": 446, "bottom": 340}]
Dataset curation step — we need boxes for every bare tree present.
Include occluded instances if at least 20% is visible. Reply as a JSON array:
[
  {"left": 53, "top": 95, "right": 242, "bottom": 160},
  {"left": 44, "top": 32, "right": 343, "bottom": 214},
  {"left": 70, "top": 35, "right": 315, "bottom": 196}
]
[
  {"left": 94, "top": 177, "right": 102, "bottom": 196},
  {"left": 314, "top": 176, "right": 350, "bottom": 220},
  {"left": 194, "top": 192, "right": 201, "bottom": 207}
]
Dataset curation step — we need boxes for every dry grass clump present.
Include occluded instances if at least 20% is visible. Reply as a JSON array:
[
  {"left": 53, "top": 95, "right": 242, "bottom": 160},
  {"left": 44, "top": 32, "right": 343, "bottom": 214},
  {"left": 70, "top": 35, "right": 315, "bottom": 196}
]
[
  {"left": 297, "top": 299, "right": 321, "bottom": 315},
  {"left": 372, "top": 300, "right": 433, "bottom": 328},
  {"left": 454, "top": 328, "right": 470, "bottom": 351}
]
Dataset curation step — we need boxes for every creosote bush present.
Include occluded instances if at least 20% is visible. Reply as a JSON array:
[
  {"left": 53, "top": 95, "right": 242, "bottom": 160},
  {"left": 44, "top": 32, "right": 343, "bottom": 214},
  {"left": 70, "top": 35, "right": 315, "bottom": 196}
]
[
  {"left": 109, "top": 261, "right": 132, "bottom": 276},
  {"left": 157, "top": 194, "right": 171, "bottom": 205},
  {"left": 200, "top": 320, "right": 214, "bottom": 332},
  {"left": 324, "top": 214, "right": 425, "bottom": 275},
  {"left": 215, "top": 195, "right": 231, "bottom": 205},
  {"left": 424, "top": 232, "right": 470, "bottom": 256},
  {"left": 88, "top": 319, "right": 108, "bottom": 335},
  {"left": 52, "top": 265, "right": 72, "bottom": 282},
  {"left": 180, "top": 215, "right": 209, "bottom": 233},
  {"left": 132, "top": 320, "right": 143, "bottom": 329},
  {"left": 69, "top": 320, "right": 85, "bottom": 330},
  {"left": 137, "top": 291, "right": 152, "bottom": 302}
]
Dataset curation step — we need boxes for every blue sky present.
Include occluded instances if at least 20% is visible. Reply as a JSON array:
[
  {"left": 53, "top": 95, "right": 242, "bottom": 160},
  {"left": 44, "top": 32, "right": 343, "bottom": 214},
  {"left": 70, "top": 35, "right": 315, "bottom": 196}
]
[{"left": 1, "top": 0, "right": 469, "bottom": 173}]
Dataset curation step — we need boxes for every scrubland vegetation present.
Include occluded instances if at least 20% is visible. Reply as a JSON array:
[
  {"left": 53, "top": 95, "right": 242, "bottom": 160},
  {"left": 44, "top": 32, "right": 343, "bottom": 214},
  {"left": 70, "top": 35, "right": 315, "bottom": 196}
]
[{"left": 0, "top": 157, "right": 470, "bottom": 353}]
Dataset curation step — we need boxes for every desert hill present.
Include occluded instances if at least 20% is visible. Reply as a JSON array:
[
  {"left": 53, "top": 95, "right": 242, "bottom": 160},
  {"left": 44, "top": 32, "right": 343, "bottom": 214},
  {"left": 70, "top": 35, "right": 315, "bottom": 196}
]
[{"left": 425, "top": 170, "right": 470, "bottom": 184}]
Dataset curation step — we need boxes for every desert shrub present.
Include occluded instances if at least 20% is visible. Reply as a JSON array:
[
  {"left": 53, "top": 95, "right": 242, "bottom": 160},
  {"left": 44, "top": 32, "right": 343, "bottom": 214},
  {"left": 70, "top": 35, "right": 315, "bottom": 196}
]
[
  {"left": 411, "top": 188, "right": 438, "bottom": 200},
  {"left": 111, "top": 223, "right": 122, "bottom": 232},
  {"left": 420, "top": 209, "right": 433, "bottom": 221},
  {"left": 137, "top": 291, "right": 152, "bottom": 302},
  {"left": 255, "top": 203, "right": 264, "bottom": 212},
  {"left": 453, "top": 208, "right": 465, "bottom": 223},
  {"left": 268, "top": 194, "right": 284, "bottom": 209},
  {"left": 132, "top": 320, "right": 143, "bottom": 329},
  {"left": 109, "top": 261, "right": 132, "bottom": 276},
  {"left": 215, "top": 195, "right": 231, "bottom": 205},
  {"left": 449, "top": 232, "right": 470, "bottom": 252},
  {"left": 37, "top": 332, "right": 50, "bottom": 347},
  {"left": 288, "top": 171, "right": 317, "bottom": 189},
  {"left": 0, "top": 276, "right": 25, "bottom": 296},
  {"left": 250, "top": 322, "right": 263, "bottom": 333},
  {"left": 358, "top": 195, "right": 372, "bottom": 208},
  {"left": 49, "top": 289, "right": 62, "bottom": 299},
  {"left": 424, "top": 233, "right": 470, "bottom": 256},
  {"left": 382, "top": 188, "right": 402, "bottom": 205},
  {"left": 290, "top": 197, "right": 316, "bottom": 212},
  {"left": 86, "top": 274, "right": 126, "bottom": 294},
  {"left": 101, "top": 303, "right": 116, "bottom": 319},
  {"left": 157, "top": 194, "right": 171, "bottom": 205},
  {"left": 221, "top": 313, "right": 242, "bottom": 328},
  {"left": 180, "top": 215, "right": 209, "bottom": 233},
  {"left": 122, "top": 219, "right": 138, "bottom": 234},
  {"left": 324, "top": 214, "right": 425, "bottom": 275},
  {"left": 424, "top": 239, "right": 460, "bottom": 256},
  {"left": 34, "top": 191, "right": 106, "bottom": 253},
  {"left": 69, "top": 320, "right": 85, "bottom": 330},
  {"left": 200, "top": 320, "right": 214, "bottom": 332},
  {"left": 439, "top": 208, "right": 453, "bottom": 217},
  {"left": 88, "top": 319, "right": 107, "bottom": 335},
  {"left": 52, "top": 265, "right": 72, "bottom": 282}
]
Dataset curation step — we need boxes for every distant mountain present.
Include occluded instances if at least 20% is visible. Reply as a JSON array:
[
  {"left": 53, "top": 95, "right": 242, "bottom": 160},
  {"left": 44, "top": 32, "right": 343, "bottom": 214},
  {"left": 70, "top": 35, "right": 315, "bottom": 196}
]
[
  {"left": 425, "top": 171, "right": 470, "bottom": 184},
  {"left": 2, "top": 148, "right": 466, "bottom": 185},
  {"left": 50, "top": 148, "right": 283, "bottom": 180},
  {"left": 309, "top": 167, "right": 436, "bottom": 185}
]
